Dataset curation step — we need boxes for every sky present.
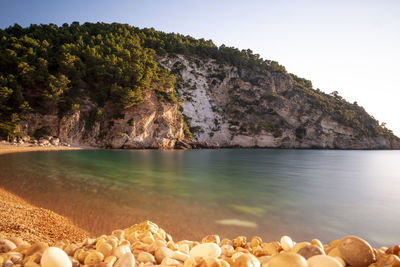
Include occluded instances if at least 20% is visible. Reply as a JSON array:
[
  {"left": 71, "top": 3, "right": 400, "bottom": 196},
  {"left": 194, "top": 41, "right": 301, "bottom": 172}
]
[{"left": 1, "top": 0, "right": 399, "bottom": 136}]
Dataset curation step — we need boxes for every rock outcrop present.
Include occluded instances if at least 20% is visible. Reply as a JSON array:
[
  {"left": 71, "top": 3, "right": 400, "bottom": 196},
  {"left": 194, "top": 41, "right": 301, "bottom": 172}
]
[{"left": 14, "top": 54, "right": 400, "bottom": 150}]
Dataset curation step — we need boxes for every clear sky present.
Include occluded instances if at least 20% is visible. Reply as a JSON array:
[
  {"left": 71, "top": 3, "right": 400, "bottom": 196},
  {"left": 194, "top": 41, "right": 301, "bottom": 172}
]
[{"left": 1, "top": 0, "right": 399, "bottom": 136}]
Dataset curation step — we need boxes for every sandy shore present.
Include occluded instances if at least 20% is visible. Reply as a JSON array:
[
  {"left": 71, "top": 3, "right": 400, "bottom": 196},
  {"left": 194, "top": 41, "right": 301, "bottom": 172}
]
[
  {"left": 0, "top": 187, "right": 89, "bottom": 244},
  {"left": 0, "top": 142, "right": 89, "bottom": 155},
  {"left": 0, "top": 143, "right": 91, "bottom": 244}
]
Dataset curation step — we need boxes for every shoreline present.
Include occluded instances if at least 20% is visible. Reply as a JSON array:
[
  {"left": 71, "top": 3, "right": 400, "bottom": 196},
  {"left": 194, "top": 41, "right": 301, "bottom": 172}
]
[
  {"left": 0, "top": 145, "right": 399, "bottom": 267},
  {"left": 0, "top": 143, "right": 94, "bottom": 155}
]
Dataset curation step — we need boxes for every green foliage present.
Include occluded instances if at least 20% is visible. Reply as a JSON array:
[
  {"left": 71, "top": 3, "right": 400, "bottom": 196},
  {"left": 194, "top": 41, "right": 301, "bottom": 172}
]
[{"left": 0, "top": 22, "right": 397, "bottom": 142}]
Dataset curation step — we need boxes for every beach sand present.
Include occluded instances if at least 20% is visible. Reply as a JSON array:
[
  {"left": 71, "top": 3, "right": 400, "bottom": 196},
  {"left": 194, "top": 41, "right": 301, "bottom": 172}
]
[
  {"left": 0, "top": 143, "right": 90, "bottom": 244},
  {"left": 0, "top": 143, "right": 86, "bottom": 155}
]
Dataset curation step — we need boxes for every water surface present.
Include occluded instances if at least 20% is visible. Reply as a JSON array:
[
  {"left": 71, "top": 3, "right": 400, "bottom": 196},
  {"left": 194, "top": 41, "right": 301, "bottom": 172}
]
[{"left": 0, "top": 149, "right": 399, "bottom": 246}]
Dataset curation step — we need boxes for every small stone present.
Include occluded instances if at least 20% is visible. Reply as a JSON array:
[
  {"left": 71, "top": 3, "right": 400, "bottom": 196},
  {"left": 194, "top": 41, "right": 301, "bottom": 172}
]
[
  {"left": 113, "top": 245, "right": 131, "bottom": 258},
  {"left": 297, "top": 245, "right": 325, "bottom": 259},
  {"left": 250, "top": 236, "right": 262, "bottom": 248},
  {"left": 138, "top": 251, "right": 156, "bottom": 263},
  {"left": 262, "top": 242, "right": 278, "bottom": 256},
  {"left": 387, "top": 245, "right": 400, "bottom": 256},
  {"left": 327, "top": 247, "right": 342, "bottom": 258},
  {"left": 293, "top": 242, "right": 311, "bottom": 253},
  {"left": 307, "top": 255, "right": 342, "bottom": 267},
  {"left": 0, "top": 239, "right": 16, "bottom": 253},
  {"left": 267, "top": 252, "right": 307, "bottom": 267},
  {"left": 161, "top": 257, "right": 182, "bottom": 266},
  {"left": 221, "top": 239, "right": 233, "bottom": 246},
  {"left": 3, "top": 259, "right": 13, "bottom": 267},
  {"left": 114, "top": 252, "right": 136, "bottom": 267},
  {"left": 311, "top": 239, "right": 324, "bottom": 250},
  {"left": 84, "top": 250, "right": 105, "bottom": 265},
  {"left": 41, "top": 247, "right": 72, "bottom": 267},
  {"left": 26, "top": 242, "right": 49, "bottom": 256},
  {"left": 220, "top": 259, "right": 231, "bottom": 267},
  {"left": 24, "top": 262, "right": 41, "bottom": 267},
  {"left": 258, "top": 256, "right": 271, "bottom": 267},
  {"left": 280, "top": 236, "right": 294, "bottom": 251},
  {"left": 373, "top": 253, "right": 400, "bottom": 267},
  {"left": 107, "top": 238, "right": 118, "bottom": 248},
  {"left": 232, "top": 236, "right": 247, "bottom": 248},
  {"left": 190, "top": 243, "right": 221, "bottom": 258},
  {"left": 104, "top": 255, "right": 117, "bottom": 265},
  {"left": 221, "top": 244, "right": 235, "bottom": 256},
  {"left": 338, "top": 235, "right": 375, "bottom": 267},
  {"left": 64, "top": 244, "right": 79, "bottom": 256},
  {"left": 178, "top": 243, "right": 190, "bottom": 254},
  {"left": 232, "top": 253, "right": 260, "bottom": 267},
  {"left": 7, "top": 251, "right": 23, "bottom": 264},
  {"left": 171, "top": 251, "right": 189, "bottom": 262},
  {"left": 155, "top": 246, "right": 173, "bottom": 263},
  {"left": 97, "top": 242, "right": 113, "bottom": 258},
  {"left": 202, "top": 235, "right": 220, "bottom": 244}
]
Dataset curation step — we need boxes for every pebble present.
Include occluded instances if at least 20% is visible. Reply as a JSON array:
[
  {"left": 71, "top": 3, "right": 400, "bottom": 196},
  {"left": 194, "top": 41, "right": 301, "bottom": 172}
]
[
  {"left": 280, "top": 236, "right": 294, "bottom": 251},
  {"left": 202, "top": 235, "right": 220, "bottom": 244},
  {"left": 155, "top": 246, "right": 173, "bottom": 263},
  {"left": 171, "top": 250, "right": 190, "bottom": 262},
  {"left": 293, "top": 242, "right": 311, "bottom": 253},
  {"left": 262, "top": 242, "right": 278, "bottom": 256},
  {"left": 250, "top": 236, "right": 262, "bottom": 248},
  {"left": 221, "top": 244, "right": 235, "bottom": 256},
  {"left": 137, "top": 251, "right": 156, "bottom": 263},
  {"left": 161, "top": 256, "right": 182, "bottom": 266},
  {"left": 24, "top": 262, "right": 41, "bottom": 267},
  {"left": 338, "top": 235, "right": 375, "bottom": 267},
  {"left": 232, "top": 236, "right": 247, "bottom": 248},
  {"left": 26, "top": 242, "right": 49, "bottom": 256},
  {"left": 387, "top": 245, "right": 400, "bottom": 256},
  {"left": 232, "top": 253, "right": 260, "bottom": 267},
  {"left": 307, "top": 255, "right": 342, "bottom": 267},
  {"left": 113, "top": 245, "right": 131, "bottom": 258},
  {"left": 310, "top": 239, "right": 324, "bottom": 250},
  {"left": 114, "top": 251, "right": 136, "bottom": 267},
  {"left": 372, "top": 253, "right": 400, "bottom": 267},
  {"left": 297, "top": 244, "right": 324, "bottom": 259},
  {"left": 97, "top": 242, "right": 113, "bottom": 258},
  {"left": 267, "top": 252, "right": 307, "bottom": 267},
  {"left": 84, "top": 250, "right": 105, "bottom": 265},
  {"left": 190, "top": 243, "right": 221, "bottom": 258},
  {"left": 41, "top": 247, "right": 72, "bottom": 267},
  {"left": 0, "top": 239, "right": 17, "bottom": 253}
]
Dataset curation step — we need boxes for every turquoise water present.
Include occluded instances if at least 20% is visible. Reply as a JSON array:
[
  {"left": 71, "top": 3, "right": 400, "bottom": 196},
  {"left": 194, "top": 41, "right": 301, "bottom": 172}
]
[{"left": 0, "top": 149, "right": 399, "bottom": 246}]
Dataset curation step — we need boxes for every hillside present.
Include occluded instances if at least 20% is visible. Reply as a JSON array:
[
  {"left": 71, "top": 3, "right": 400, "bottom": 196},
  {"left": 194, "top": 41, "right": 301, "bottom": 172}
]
[{"left": 0, "top": 22, "right": 399, "bottom": 149}]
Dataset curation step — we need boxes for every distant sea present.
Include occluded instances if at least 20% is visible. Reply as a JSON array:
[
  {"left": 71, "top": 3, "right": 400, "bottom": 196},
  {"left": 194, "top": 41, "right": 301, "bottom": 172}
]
[{"left": 0, "top": 149, "right": 399, "bottom": 247}]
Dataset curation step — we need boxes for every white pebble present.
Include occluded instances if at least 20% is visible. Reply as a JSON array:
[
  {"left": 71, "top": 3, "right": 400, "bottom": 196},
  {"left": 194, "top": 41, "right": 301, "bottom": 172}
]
[
  {"left": 189, "top": 243, "right": 221, "bottom": 258},
  {"left": 280, "top": 236, "right": 294, "bottom": 251},
  {"left": 114, "top": 251, "right": 136, "bottom": 267},
  {"left": 41, "top": 247, "right": 72, "bottom": 267},
  {"left": 113, "top": 245, "right": 131, "bottom": 258},
  {"left": 307, "top": 255, "right": 342, "bottom": 267}
]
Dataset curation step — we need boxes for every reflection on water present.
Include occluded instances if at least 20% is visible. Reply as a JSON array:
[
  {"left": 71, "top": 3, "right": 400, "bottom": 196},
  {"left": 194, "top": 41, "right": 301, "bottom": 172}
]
[{"left": 0, "top": 149, "right": 399, "bottom": 246}]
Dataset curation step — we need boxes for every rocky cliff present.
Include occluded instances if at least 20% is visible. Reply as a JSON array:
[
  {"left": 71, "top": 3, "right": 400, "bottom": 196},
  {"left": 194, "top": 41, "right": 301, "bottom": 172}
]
[
  {"left": 15, "top": 53, "right": 400, "bottom": 149},
  {"left": 2, "top": 23, "right": 398, "bottom": 149},
  {"left": 17, "top": 89, "right": 187, "bottom": 149},
  {"left": 158, "top": 55, "right": 400, "bottom": 149}
]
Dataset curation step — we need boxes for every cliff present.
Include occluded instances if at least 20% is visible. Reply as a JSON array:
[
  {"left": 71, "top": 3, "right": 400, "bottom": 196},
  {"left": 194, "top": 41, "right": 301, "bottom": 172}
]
[{"left": 1, "top": 22, "right": 399, "bottom": 149}]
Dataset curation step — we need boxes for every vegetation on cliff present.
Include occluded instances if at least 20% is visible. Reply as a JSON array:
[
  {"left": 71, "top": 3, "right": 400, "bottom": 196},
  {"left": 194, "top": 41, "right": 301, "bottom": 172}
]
[{"left": 0, "top": 22, "right": 396, "bottom": 142}]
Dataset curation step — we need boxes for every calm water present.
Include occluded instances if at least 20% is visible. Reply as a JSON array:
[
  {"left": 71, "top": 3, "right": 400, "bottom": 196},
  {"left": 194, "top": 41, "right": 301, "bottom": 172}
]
[{"left": 0, "top": 149, "right": 399, "bottom": 246}]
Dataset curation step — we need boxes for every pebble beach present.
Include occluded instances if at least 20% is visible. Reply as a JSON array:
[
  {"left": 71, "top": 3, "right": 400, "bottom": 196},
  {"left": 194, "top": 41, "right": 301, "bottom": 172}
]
[
  {"left": 1, "top": 220, "right": 400, "bottom": 267},
  {"left": 1, "top": 145, "right": 399, "bottom": 267}
]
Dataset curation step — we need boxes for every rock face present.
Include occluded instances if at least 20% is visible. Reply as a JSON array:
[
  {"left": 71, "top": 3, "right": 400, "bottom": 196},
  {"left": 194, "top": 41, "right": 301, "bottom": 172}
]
[
  {"left": 15, "top": 54, "right": 400, "bottom": 149},
  {"left": 158, "top": 55, "right": 400, "bottom": 149},
  {"left": 17, "top": 90, "right": 187, "bottom": 149}
]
